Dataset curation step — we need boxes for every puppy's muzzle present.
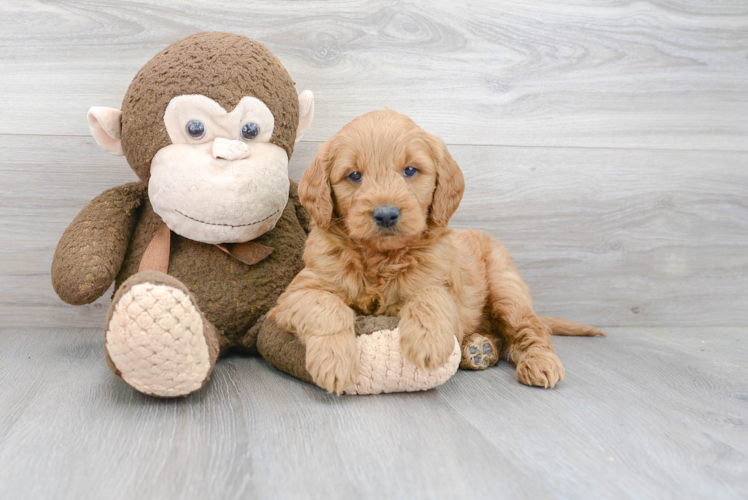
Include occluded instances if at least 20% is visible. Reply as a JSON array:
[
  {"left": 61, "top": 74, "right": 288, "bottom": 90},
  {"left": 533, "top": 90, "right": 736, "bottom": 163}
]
[{"left": 373, "top": 205, "right": 400, "bottom": 228}]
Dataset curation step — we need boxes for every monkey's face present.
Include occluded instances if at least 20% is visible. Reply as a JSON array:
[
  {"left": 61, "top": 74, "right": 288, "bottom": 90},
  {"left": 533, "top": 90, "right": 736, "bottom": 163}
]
[
  {"left": 85, "top": 33, "right": 315, "bottom": 245},
  {"left": 147, "top": 95, "right": 289, "bottom": 244}
]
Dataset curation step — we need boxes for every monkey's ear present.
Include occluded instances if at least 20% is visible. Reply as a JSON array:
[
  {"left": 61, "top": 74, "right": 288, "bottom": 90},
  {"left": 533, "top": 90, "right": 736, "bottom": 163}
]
[
  {"left": 298, "top": 141, "right": 333, "bottom": 229},
  {"left": 87, "top": 107, "right": 124, "bottom": 156},
  {"left": 428, "top": 135, "right": 464, "bottom": 227},
  {"left": 295, "top": 90, "right": 314, "bottom": 144}
]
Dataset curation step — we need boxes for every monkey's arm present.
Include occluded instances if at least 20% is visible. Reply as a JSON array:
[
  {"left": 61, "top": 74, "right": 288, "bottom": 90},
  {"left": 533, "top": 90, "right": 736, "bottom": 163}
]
[
  {"left": 52, "top": 182, "right": 147, "bottom": 305},
  {"left": 289, "top": 179, "right": 312, "bottom": 234}
]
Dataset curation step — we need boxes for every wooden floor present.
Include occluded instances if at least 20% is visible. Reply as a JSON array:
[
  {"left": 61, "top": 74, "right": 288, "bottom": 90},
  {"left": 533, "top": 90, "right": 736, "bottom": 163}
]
[
  {"left": 1, "top": 327, "right": 746, "bottom": 499},
  {"left": 1, "top": 1, "right": 747, "bottom": 499}
]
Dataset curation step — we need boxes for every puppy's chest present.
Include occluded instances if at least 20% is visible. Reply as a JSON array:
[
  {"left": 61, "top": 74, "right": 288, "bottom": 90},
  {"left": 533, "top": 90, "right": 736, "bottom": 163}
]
[{"left": 349, "top": 262, "right": 413, "bottom": 316}]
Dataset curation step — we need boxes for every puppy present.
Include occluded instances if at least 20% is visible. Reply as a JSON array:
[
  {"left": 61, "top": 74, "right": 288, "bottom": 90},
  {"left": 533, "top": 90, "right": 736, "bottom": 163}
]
[{"left": 270, "top": 109, "right": 603, "bottom": 394}]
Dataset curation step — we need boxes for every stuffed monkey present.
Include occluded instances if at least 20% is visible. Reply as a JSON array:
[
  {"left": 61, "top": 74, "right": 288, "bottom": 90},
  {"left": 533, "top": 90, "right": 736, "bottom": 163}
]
[{"left": 52, "top": 32, "right": 459, "bottom": 397}]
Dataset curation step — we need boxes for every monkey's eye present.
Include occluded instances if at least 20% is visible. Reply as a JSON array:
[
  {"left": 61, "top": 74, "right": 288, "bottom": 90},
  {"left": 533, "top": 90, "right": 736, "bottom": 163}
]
[
  {"left": 241, "top": 122, "right": 260, "bottom": 140},
  {"left": 403, "top": 166, "right": 419, "bottom": 178},
  {"left": 186, "top": 120, "right": 205, "bottom": 139},
  {"left": 348, "top": 171, "right": 363, "bottom": 183}
]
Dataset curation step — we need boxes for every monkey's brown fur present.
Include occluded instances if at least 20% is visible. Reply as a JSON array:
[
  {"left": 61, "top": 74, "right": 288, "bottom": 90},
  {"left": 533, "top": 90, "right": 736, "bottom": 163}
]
[{"left": 270, "top": 110, "right": 604, "bottom": 394}]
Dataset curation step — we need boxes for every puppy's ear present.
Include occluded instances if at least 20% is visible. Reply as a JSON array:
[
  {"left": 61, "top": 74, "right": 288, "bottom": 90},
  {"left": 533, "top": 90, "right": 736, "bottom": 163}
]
[
  {"left": 299, "top": 141, "right": 334, "bottom": 229},
  {"left": 428, "top": 135, "right": 464, "bottom": 227}
]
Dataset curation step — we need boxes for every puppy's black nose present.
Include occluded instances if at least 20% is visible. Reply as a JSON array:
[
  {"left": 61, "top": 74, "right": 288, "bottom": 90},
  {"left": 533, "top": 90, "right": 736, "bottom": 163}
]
[{"left": 373, "top": 205, "right": 400, "bottom": 228}]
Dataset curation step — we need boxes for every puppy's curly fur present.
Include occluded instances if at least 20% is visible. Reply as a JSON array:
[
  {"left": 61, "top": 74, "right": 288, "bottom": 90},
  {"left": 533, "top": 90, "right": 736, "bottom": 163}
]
[{"left": 270, "top": 109, "right": 603, "bottom": 394}]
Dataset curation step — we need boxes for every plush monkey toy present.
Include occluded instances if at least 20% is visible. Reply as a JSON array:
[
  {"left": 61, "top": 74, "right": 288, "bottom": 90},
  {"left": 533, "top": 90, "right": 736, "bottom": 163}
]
[{"left": 52, "top": 32, "right": 459, "bottom": 397}]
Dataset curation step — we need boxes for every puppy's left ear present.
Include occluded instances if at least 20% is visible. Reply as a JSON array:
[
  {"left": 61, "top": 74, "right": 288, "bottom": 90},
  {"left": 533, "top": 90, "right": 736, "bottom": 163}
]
[
  {"left": 299, "top": 140, "right": 334, "bottom": 229},
  {"left": 428, "top": 135, "right": 464, "bottom": 227}
]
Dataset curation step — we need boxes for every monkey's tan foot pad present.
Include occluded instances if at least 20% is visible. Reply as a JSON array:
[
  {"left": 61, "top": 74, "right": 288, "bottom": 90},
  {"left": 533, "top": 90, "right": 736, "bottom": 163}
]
[
  {"left": 345, "top": 328, "right": 460, "bottom": 395},
  {"left": 105, "top": 279, "right": 211, "bottom": 398},
  {"left": 460, "top": 333, "right": 500, "bottom": 370}
]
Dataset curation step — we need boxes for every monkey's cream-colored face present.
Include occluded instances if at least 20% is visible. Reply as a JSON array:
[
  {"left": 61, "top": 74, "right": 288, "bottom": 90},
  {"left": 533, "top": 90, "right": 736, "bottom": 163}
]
[
  {"left": 147, "top": 95, "right": 289, "bottom": 244},
  {"left": 87, "top": 90, "right": 314, "bottom": 244}
]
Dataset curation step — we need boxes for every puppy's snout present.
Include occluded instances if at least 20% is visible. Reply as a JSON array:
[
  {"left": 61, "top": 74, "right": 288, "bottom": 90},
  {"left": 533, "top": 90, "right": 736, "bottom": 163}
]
[{"left": 373, "top": 205, "right": 400, "bottom": 228}]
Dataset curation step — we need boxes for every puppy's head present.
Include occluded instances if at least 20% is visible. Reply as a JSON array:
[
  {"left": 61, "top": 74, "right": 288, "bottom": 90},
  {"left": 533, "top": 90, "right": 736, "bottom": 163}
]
[{"left": 299, "top": 109, "right": 464, "bottom": 251}]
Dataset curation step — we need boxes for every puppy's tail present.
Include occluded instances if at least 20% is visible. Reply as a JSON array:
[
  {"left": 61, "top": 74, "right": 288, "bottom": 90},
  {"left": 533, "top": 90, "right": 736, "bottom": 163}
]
[{"left": 539, "top": 316, "right": 606, "bottom": 337}]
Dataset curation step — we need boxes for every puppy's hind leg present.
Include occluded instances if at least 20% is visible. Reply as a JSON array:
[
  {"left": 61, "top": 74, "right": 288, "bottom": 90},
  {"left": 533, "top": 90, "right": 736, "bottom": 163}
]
[{"left": 483, "top": 242, "right": 565, "bottom": 388}]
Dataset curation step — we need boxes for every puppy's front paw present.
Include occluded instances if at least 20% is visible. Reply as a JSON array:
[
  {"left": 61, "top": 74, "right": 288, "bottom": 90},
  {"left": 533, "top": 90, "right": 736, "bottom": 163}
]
[
  {"left": 399, "top": 318, "right": 456, "bottom": 371},
  {"left": 305, "top": 333, "right": 360, "bottom": 395},
  {"left": 516, "top": 349, "right": 565, "bottom": 388}
]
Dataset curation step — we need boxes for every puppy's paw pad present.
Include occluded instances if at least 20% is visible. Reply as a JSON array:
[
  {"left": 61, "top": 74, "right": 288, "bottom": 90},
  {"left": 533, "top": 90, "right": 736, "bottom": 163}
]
[
  {"left": 460, "top": 333, "right": 500, "bottom": 370},
  {"left": 516, "top": 350, "right": 565, "bottom": 389}
]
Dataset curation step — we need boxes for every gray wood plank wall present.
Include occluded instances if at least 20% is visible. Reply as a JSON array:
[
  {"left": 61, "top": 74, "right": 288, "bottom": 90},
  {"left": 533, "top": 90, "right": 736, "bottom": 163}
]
[{"left": 1, "top": 0, "right": 746, "bottom": 328}]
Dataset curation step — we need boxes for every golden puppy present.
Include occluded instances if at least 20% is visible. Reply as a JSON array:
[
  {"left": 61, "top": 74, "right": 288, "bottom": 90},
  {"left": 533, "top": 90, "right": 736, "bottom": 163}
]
[{"left": 270, "top": 109, "right": 603, "bottom": 394}]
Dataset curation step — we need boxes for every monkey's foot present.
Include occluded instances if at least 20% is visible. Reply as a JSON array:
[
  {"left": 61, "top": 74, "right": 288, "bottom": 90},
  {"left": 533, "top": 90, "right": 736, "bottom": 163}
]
[
  {"left": 104, "top": 272, "right": 213, "bottom": 397},
  {"left": 460, "top": 333, "right": 501, "bottom": 370},
  {"left": 345, "top": 328, "right": 460, "bottom": 395}
]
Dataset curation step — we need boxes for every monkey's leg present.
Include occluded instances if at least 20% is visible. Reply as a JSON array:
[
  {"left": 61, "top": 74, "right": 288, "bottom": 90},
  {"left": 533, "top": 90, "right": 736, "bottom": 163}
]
[
  {"left": 257, "top": 316, "right": 461, "bottom": 395},
  {"left": 103, "top": 271, "right": 221, "bottom": 397}
]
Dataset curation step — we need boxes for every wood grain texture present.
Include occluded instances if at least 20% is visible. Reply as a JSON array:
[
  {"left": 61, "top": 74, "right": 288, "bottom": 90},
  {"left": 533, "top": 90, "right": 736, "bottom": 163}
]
[
  {"left": 0, "top": 0, "right": 746, "bottom": 149},
  {"left": 448, "top": 145, "right": 748, "bottom": 327},
  {"left": 2, "top": 135, "right": 746, "bottom": 327},
  {"left": 0, "top": 326, "right": 746, "bottom": 499},
  {"left": 2, "top": 3, "right": 747, "bottom": 499},
  {"left": 2, "top": 0, "right": 747, "bottom": 327}
]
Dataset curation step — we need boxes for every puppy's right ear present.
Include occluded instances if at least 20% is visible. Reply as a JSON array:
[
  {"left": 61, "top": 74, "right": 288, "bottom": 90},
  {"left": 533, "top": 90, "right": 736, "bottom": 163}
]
[{"left": 299, "top": 141, "right": 334, "bottom": 229}]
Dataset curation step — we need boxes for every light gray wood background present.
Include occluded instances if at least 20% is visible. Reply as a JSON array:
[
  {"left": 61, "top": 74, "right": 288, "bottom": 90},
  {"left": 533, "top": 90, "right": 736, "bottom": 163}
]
[
  {"left": 0, "top": 1, "right": 746, "bottom": 499},
  {"left": 1, "top": 0, "right": 747, "bottom": 328}
]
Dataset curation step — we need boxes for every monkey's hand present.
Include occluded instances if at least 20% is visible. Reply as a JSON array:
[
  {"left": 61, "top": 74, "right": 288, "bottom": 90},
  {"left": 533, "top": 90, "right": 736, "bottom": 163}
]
[{"left": 52, "top": 182, "right": 146, "bottom": 305}]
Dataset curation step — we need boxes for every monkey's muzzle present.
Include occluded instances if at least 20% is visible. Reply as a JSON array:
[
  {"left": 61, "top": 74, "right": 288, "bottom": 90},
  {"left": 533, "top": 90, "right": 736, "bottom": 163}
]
[{"left": 212, "top": 137, "right": 251, "bottom": 161}]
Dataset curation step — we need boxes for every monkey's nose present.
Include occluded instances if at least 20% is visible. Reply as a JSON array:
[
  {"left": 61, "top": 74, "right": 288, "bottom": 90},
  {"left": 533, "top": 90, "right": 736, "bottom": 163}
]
[
  {"left": 212, "top": 138, "right": 251, "bottom": 161},
  {"left": 373, "top": 205, "right": 401, "bottom": 228}
]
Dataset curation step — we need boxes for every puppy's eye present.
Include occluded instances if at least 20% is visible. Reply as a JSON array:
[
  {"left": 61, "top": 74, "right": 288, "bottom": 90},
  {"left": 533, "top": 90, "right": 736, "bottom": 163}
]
[
  {"left": 186, "top": 120, "right": 205, "bottom": 139},
  {"left": 348, "top": 171, "right": 363, "bottom": 183},
  {"left": 403, "top": 166, "right": 419, "bottom": 178},
  {"left": 241, "top": 122, "right": 260, "bottom": 140}
]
